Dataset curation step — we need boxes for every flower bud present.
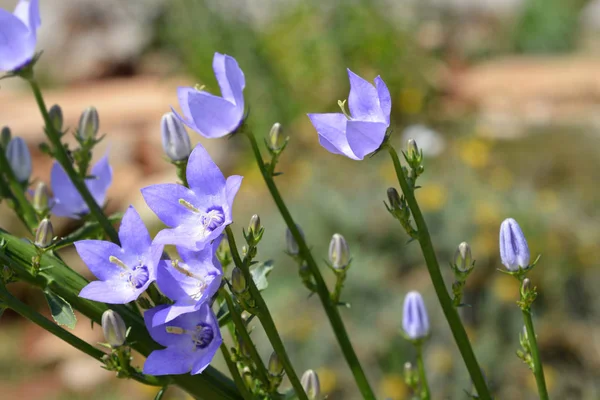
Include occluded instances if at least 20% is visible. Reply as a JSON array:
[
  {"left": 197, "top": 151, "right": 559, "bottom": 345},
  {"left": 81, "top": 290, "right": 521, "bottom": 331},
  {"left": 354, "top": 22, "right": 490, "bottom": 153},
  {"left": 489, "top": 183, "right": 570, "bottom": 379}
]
[
  {"left": 32, "top": 182, "right": 49, "bottom": 214},
  {"left": 6, "top": 137, "right": 32, "bottom": 182},
  {"left": 407, "top": 138, "right": 419, "bottom": 160},
  {"left": 402, "top": 291, "right": 430, "bottom": 340},
  {"left": 78, "top": 106, "right": 99, "bottom": 141},
  {"left": 328, "top": 233, "right": 350, "bottom": 270},
  {"left": 286, "top": 224, "right": 304, "bottom": 256},
  {"left": 231, "top": 267, "right": 247, "bottom": 294},
  {"left": 101, "top": 309, "right": 127, "bottom": 347},
  {"left": 301, "top": 369, "right": 321, "bottom": 399},
  {"left": 48, "top": 104, "right": 63, "bottom": 132},
  {"left": 268, "top": 352, "right": 284, "bottom": 376},
  {"left": 34, "top": 219, "right": 54, "bottom": 248},
  {"left": 454, "top": 242, "right": 472, "bottom": 272},
  {"left": 387, "top": 187, "right": 401, "bottom": 210},
  {"left": 499, "top": 218, "right": 530, "bottom": 271},
  {"left": 248, "top": 214, "right": 261, "bottom": 237},
  {"left": 522, "top": 278, "right": 531, "bottom": 293},
  {"left": 1, "top": 126, "right": 11, "bottom": 149},
  {"left": 161, "top": 112, "right": 191, "bottom": 161},
  {"left": 268, "top": 122, "right": 283, "bottom": 151}
]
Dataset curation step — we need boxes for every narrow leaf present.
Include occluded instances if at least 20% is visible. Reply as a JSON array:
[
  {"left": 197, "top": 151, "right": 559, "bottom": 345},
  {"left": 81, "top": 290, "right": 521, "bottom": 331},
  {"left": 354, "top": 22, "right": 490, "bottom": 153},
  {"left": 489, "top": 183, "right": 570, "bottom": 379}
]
[{"left": 45, "top": 291, "right": 77, "bottom": 329}]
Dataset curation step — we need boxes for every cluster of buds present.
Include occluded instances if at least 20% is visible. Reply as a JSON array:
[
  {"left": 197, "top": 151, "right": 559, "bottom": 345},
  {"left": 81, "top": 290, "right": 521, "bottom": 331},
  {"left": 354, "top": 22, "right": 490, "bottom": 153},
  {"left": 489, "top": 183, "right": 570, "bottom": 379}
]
[
  {"left": 244, "top": 214, "right": 264, "bottom": 248},
  {"left": 517, "top": 278, "right": 537, "bottom": 312},
  {"left": 450, "top": 242, "right": 475, "bottom": 307},
  {"left": 72, "top": 106, "right": 105, "bottom": 178},
  {"left": 403, "top": 139, "right": 424, "bottom": 184},
  {"left": 517, "top": 326, "right": 534, "bottom": 370},
  {"left": 385, "top": 187, "right": 417, "bottom": 239},
  {"left": 403, "top": 362, "right": 420, "bottom": 393}
]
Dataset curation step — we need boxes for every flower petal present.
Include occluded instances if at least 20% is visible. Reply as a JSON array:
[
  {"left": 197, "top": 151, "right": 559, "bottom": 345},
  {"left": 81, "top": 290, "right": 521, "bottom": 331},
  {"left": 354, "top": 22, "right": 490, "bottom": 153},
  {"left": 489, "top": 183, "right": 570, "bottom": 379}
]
[
  {"left": 118, "top": 206, "right": 151, "bottom": 255},
  {"left": 191, "top": 336, "right": 222, "bottom": 375},
  {"left": 153, "top": 224, "right": 204, "bottom": 251},
  {"left": 213, "top": 52, "right": 245, "bottom": 108},
  {"left": 174, "top": 87, "right": 199, "bottom": 131},
  {"left": 74, "top": 240, "right": 124, "bottom": 281},
  {"left": 143, "top": 348, "right": 193, "bottom": 376},
  {"left": 307, "top": 113, "right": 358, "bottom": 160},
  {"left": 347, "top": 69, "right": 383, "bottom": 122},
  {"left": 86, "top": 155, "right": 112, "bottom": 207},
  {"left": 225, "top": 175, "right": 243, "bottom": 211},
  {"left": 144, "top": 305, "right": 191, "bottom": 348},
  {"left": 186, "top": 90, "right": 243, "bottom": 138},
  {"left": 50, "top": 161, "right": 86, "bottom": 215},
  {"left": 141, "top": 183, "right": 198, "bottom": 228},
  {"left": 346, "top": 120, "right": 388, "bottom": 160},
  {"left": 186, "top": 143, "right": 226, "bottom": 197},
  {"left": 375, "top": 76, "right": 391, "bottom": 125},
  {"left": 151, "top": 302, "right": 198, "bottom": 327},
  {"left": 78, "top": 280, "right": 138, "bottom": 304}
]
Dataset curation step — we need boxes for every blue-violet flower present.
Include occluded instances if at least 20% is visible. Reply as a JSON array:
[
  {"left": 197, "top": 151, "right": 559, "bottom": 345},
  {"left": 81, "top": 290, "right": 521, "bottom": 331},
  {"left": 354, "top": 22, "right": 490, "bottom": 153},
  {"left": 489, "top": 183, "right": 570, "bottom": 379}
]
[
  {"left": 0, "top": 0, "right": 40, "bottom": 72},
  {"left": 143, "top": 303, "right": 222, "bottom": 375},
  {"left": 499, "top": 217, "right": 530, "bottom": 271},
  {"left": 76, "top": 206, "right": 163, "bottom": 303},
  {"left": 174, "top": 52, "right": 245, "bottom": 138},
  {"left": 50, "top": 155, "right": 112, "bottom": 219},
  {"left": 402, "top": 291, "right": 430, "bottom": 340},
  {"left": 152, "top": 239, "right": 223, "bottom": 326},
  {"left": 141, "top": 142, "right": 242, "bottom": 251},
  {"left": 6, "top": 136, "right": 32, "bottom": 182},
  {"left": 308, "top": 69, "right": 391, "bottom": 160}
]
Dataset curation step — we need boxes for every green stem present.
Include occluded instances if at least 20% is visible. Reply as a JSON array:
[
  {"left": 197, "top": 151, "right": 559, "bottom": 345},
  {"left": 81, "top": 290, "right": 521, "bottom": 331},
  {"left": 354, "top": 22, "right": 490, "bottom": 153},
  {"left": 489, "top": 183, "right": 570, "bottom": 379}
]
[
  {"left": 0, "top": 229, "right": 242, "bottom": 400},
  {"left": 26, "top": 78, "right": 119, "bottom": 244},
  {"left": 244, "top": 132, "right": 376, "bottom": 400},
  {"left": 225, "top": 226, "right": 308, "bottom": 400},
  {"left": 522, "top": 309, "right": 550, "bottom": 400},
  {"left": 0, "top": 149, "right": 38, "bottom": 231},
  {"left": 387, "top": 145, "right": 491, "bottom": 400},
  {"left": 219, "top": 287, "right": 271, "bottom": 388},
  {"left": 415, "top": 343, "right": 430, "bottom": 400},
  {"left": 220, "top": 343, "right": 254, "bottom": 400}
]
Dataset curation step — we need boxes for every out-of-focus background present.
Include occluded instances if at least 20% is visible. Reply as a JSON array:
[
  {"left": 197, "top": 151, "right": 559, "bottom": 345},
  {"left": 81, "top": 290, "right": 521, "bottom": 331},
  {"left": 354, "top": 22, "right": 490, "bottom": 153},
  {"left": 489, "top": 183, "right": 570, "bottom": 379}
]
[{"left": 1, "top": 0, "right": 600, "bottom": 399}]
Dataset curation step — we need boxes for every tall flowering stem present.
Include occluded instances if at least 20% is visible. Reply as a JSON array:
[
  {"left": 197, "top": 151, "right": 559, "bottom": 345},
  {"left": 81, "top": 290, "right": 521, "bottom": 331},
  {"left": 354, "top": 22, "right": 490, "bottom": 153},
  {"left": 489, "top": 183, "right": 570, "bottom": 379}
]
[
  {"left": 244, "top": 130, "right": 376, "bottom": 400},
  {"left": 415, "top": 343, "right": 430, "bottom": 400},
  {"left": 220, "top": 343, "right": 254, "bottom": 400},
  {"left": 387, "top": 146, "right": 491, "bottom": 400},
  {"left": 225, "top": 226, "right": 309, "bottom": 400},
  {"left": 522, "top": 307, "right": 549, "bottom": 399},
  {"left": 0, "top": 229, "right": 243, "bottom": 400},
  {"left": 25, "top": 76, "right": 120, "bottom": 244}
]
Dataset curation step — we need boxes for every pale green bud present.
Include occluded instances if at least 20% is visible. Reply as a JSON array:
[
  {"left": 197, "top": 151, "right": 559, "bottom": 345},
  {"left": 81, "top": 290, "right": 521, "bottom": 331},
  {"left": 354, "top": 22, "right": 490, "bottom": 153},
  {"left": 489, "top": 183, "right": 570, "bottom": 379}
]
[
  {"left": 0, "top": 126, "right": 11, "bottom": 149},
  {"left": 48, "top": 104, "right": 63, "bottom": 132},
  {"left": 286, "top": 225, "right": 304, "bottom": 256},
  {"left": 387, "top": 187, "right": 401, "bottom": 210},
  {"left": 268, "top": 352, "right": 284, "bottom": 376},
  {"left": 78, "top": 106, "right": 99, "bottom": 141},
  {"left": 407, "top": 138, "right": 419, "bottom": 160},
  {"left": 301, "top": 369, "right": 321, "bottom": 399},
  {"left": 34, "top": 219, "right": 53, "bottom": 248},
  {"left": 231, "top": 267, "right": 247, "bottom": 294},
  {"left": 268, "top": 122, "right": 283, "bottom": 151},
  {"left": 328, "top": 233, "right": 350, "bottom": 270},
  {"left": 101, "top": 309, "right": 127, "bottom": 347},
  {"left": 454, "top": 242, "right": 472, "bottom": 272},
  {"left": 32, "top": 182, "right": 49, "bottom": 214},
  {"left": 248, "top": 214, "right": 261, "bottom": 237}
]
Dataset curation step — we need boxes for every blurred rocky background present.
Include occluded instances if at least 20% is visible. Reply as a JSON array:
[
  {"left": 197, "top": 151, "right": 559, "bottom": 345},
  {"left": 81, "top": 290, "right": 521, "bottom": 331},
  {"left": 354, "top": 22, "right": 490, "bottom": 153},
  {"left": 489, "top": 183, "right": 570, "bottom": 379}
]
[{"left": 1, "top": 0, "right": 600, "bottom": 399}]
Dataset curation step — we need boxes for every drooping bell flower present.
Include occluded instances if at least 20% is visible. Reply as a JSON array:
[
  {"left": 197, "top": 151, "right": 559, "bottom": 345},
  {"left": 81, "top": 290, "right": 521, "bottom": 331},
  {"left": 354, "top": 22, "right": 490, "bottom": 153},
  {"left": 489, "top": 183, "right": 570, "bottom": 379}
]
[
  {"left": 76, "top": 206, "right": 163, "bottom": 304},
  {"left": 0, "top": 0, "right": 41, "bottom": 72},
  {"left": 308, "top": 69, "right": 391, "bottom": 160}
]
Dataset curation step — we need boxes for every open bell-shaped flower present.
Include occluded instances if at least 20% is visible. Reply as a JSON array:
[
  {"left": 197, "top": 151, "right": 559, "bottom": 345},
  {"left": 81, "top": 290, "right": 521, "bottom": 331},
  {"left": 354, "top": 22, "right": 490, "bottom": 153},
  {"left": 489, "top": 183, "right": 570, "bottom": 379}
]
[{"left": 0, "top": 0, "right": 41, "bottom": 72}]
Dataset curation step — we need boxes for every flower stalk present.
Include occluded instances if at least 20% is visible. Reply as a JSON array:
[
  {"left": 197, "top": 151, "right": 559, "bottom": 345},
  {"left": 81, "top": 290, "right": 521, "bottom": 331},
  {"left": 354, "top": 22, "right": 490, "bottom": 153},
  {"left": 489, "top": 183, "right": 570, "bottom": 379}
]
[{"left": 387, "top": 145, "right": 491, "bottom": 400}]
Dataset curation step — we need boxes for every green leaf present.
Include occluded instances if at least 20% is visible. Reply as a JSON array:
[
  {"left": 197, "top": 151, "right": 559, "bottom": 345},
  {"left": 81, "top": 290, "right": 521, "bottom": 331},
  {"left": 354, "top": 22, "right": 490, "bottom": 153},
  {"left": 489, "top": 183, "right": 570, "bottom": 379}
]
[
  {"left": 44, "top": 291, "right": 77, "bottom": 329},
  {"left": 250, "top": 260, "right": 274, "bottom": 291}
]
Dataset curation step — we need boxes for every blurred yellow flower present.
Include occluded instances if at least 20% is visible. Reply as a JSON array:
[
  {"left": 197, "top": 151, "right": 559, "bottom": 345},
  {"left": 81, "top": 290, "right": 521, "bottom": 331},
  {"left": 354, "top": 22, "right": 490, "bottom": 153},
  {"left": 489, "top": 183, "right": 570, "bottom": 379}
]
[
  {"left": 492, "top": 274, "right": 520, "bottom": 304},
  {"left": 489, "top": 167, "right": 513, "bottom": 191},
  {"left": 459, "top": 138, "right": 491, "bottom": 169},
  {"left": 316, "top": 367, "right": 338, "bottom": 394},
  {"left": 536, "top": 190, "right": 559, "bottom": 214},
  {"left": 427, "top": 344, "right": 454, "bottom": 374},
  {"left": 474, "top": 202, "right": 501, "bottom": 226},
  {"left": 399, "top": 87, "right": 423, "bottom": 115},
  {"left": 416, "top": 184, "right": 448, "bottom": 212},
  {"left": 379, "top": 373, "right": 409, "bottom": 400}
]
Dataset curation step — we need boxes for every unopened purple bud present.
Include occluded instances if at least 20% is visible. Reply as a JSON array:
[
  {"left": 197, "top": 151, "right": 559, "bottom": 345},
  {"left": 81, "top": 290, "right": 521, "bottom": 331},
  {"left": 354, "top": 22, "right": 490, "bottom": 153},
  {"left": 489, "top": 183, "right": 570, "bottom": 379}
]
[
  {"left": 161, "top": 112, "right": 191, "bottom": 161},
  {"left": 499, "top": 218, "right": 530, "bottom": 271},
  {"left": 6, "top": 137, "right": 32, "bottom": 182},
  {"left": 402, "top": 291, "right": 430, "bottom": 340},
  {"left": 78, "top": 107, "right": 99, "bottom": 141},
  {"left": 328, "top": 233, "right": 350, "bottom": 270},
  {"left": 101, "top": 309, "right": 127, "bottom": 347}
]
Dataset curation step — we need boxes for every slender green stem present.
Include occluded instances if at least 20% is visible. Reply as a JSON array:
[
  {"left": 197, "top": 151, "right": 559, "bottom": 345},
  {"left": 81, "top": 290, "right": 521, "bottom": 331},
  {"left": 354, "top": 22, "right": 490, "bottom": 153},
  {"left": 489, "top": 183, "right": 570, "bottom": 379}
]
[
  {"left": 415, "top": 344, "right": 430, "bottom": 400},
  {"left": 522, "top": 309, "right": 549, "bottom": 399},
  {"left": 220, "top": 343, "right": 254, "bottom": 400},
  {"left": 244, "top": 131, "right": 376, "bottom": 400},
  {"left": 0, "top": 150, "right": 38, "bottom": 231},
  {"left": 387, "top": 145, "right": 491, "bottom": 399},
  {"left": 26, "top": 78, "right": 119, "bottom": 244},
  {"left": 225, "top": 226, "right": 308, "bottom": 400},
  {"left": 219, "top": 287, "right": 271, "bottom": 388}
]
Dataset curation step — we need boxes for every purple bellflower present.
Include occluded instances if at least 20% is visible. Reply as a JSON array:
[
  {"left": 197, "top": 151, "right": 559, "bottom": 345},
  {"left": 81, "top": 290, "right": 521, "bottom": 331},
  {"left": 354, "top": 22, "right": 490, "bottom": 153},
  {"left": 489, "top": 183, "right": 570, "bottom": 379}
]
[
  {"left": 6, "top": 136, "right": 32, "bottom": 182},
  {"left": 76, "top": 206, "right": 163, "bottom": 304},
  {"left": 0, "top": 0, "right": 41, "bottom": 72},
  {"left": 174, "top": 52, "right": 245, "bottom": 138},
  {"left": 141, "top": 142, "right": 242, "bottom": 251},
  {"left": 499, "top": 217, "right": 530, "bottom": 271},
  {"left": 143, "top": 303, "right": 222, "bottom": 376},
  {"left": 50, "top": 156, "right": 112, "bottom": 219},
  {"left": 402, "top": 291, "right": 430, "bottom": 340},
  {"left": 152, "top": 239, "right": 223, "bottom": 326},
  {"left": 308, "top": 69, "right": 391, "bottom": 160}
]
